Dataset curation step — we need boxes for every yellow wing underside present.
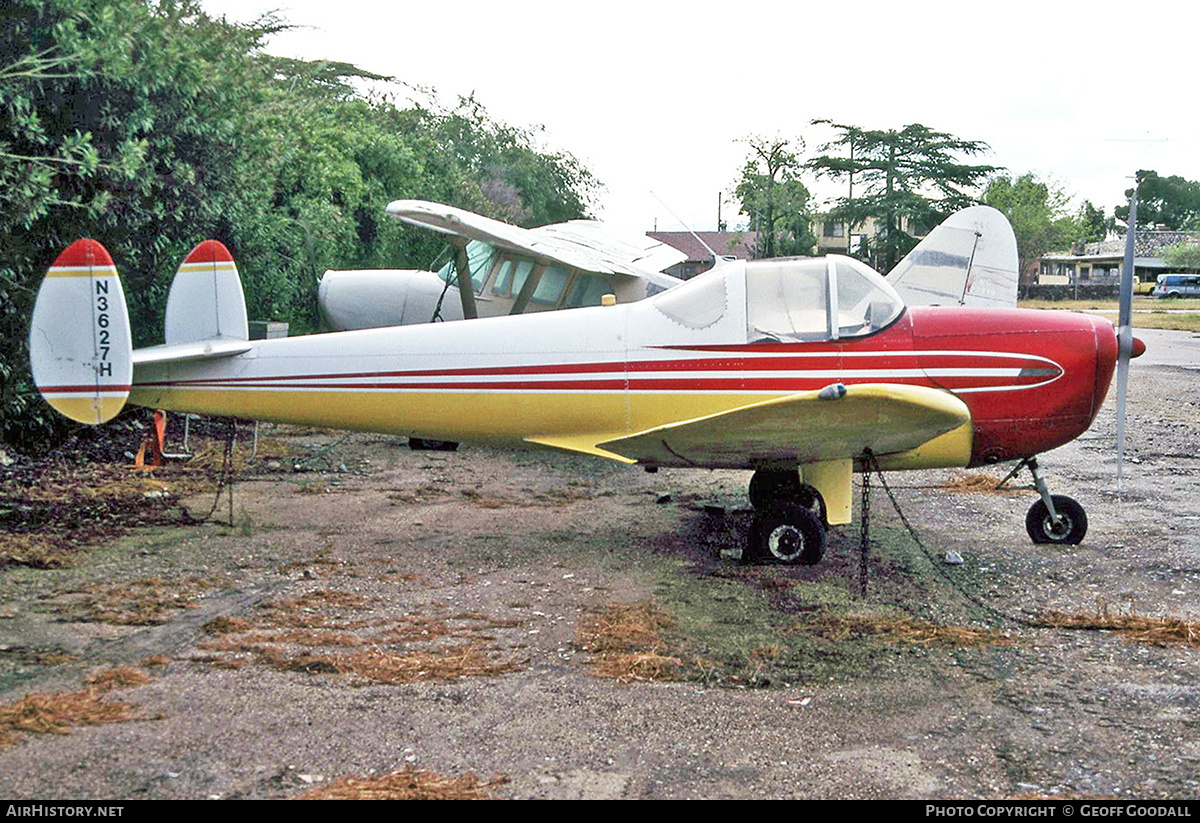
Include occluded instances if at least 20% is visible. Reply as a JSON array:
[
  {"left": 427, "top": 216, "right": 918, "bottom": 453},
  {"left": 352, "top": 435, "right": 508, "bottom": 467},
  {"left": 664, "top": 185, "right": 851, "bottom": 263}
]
[{"left": 528, "top": 383, "right": 972, "bottom": 470}]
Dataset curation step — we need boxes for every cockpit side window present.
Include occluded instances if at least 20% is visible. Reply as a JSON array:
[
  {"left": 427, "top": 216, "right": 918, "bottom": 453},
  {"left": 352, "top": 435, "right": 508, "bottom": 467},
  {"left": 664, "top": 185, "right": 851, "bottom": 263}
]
[
  {"left": 745, "top": 259, "right": 830, "bottom": 341},
  {"left": 746, "top": 256, "right": 903, "bottom": 342}
]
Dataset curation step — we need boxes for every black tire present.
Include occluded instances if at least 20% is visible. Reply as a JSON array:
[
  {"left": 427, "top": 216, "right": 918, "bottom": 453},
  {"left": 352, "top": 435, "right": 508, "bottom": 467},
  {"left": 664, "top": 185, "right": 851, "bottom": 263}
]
[
  {"left": 748, "top": 469, "right": 801, "bottom": 509},
  {"left": 751, "top": 505, "right": 826, "bottom": 565},
  {"left": 748, "top": 470, "right": 826, "bottom": 523},
  {"left": 408, "top": 438, "right": 459, "bottom": 451},
  {"left": 1025, "top": 495, "right": 1087, "bottom": 545}
]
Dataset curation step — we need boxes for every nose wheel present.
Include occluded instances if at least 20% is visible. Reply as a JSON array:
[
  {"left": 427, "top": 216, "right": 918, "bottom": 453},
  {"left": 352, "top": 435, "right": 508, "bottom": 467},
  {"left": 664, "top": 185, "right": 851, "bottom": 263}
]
[
  {"left": 747, "top": 469, "right": 827, "bottom": 564},
  {"left": 1000, "top": 458, "right": 1089, "bottom": 545}
]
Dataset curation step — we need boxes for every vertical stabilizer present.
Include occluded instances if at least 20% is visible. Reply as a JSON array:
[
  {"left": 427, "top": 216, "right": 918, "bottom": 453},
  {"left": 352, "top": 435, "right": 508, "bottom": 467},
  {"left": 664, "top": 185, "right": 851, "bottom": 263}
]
[
  {"left": 164, "top": 240, "right": 249, "bottom": 344},
  {"left": 30, "top": 239, "right": 133, "bottom": 424}
]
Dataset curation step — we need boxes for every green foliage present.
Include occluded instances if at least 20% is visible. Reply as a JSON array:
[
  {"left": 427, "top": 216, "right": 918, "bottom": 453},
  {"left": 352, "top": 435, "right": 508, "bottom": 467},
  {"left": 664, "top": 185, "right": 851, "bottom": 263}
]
[
  {"left": 984, "top": 173, "right": 1082, "bottom": 277},
  {"left": 806, "top": 121, "right": 998, "bottom": 271},
  {"left": 1162, "top": 241, "right": 1200, "bottom": 269},
  {"left": 1117, "top": 170, "right": 1200, "bottom": 230},
  {"left": 1077, "top": 199, "right": 1112, "bottom": 243},
  {"left": 0, "top": 0, "right": 596, "bottom": 453},
  {"left": 732, "top": 135, "right": 816, "bottom": 259}
]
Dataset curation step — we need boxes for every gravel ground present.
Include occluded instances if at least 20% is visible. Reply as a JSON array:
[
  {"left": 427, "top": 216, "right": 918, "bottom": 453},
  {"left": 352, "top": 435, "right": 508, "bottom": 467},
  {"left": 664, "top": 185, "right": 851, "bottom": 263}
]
[{"left": 0, "top": 329, "right": 1198, "bottom": 800}]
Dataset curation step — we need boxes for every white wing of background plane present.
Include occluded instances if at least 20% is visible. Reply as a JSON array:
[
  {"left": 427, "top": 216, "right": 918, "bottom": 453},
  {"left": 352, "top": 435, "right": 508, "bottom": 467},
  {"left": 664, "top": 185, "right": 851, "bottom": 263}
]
[
  {"left": 887, "top": 205, "right": 1019, "bottom": 308},
  {"left": 385, "top": 199, "right": 685, "bottom": 289}
]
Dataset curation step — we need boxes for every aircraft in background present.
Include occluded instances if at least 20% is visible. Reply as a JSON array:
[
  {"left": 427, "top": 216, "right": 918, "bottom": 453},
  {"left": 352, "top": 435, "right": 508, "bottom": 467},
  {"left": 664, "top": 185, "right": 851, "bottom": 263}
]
[
  {"left": 318, "top": 200, "right": 686, "bottom": 330},
  {"left": 318, "top": 201, "right": 1021, "bottom": 333},
  {"left": 30, "top": 235, "right": 1141, "bottom": 564}
]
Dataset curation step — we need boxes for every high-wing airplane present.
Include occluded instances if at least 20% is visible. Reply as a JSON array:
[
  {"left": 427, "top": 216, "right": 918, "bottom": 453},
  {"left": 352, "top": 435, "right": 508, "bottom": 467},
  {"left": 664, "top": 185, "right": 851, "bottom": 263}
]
[
  {"left": 318, "top": 200, "right": 687, "bottom": 330},
  {"left": 30, "top": 237, "right": 1142, "bottom": 565}
]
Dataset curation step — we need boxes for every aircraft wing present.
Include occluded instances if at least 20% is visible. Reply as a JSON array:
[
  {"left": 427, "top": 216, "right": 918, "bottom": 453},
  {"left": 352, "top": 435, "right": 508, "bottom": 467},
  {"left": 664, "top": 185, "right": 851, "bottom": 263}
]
[
  {"left": 888, "top": 206, "right": 1019, "bottom": 308},
  {"left": 386, "top": 199, "right": 685, "bottom": 288},
  {"left": 575, "top": 383, "right": 970, "bottom": 466}
]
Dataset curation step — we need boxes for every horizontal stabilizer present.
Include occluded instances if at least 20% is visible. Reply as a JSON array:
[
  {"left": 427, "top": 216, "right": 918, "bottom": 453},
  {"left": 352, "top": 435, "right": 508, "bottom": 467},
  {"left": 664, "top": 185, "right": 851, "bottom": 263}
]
[
  {"left": 596, "top": 384, "right": 971, "bottom": 468},
  {"left": 131, "top": 337, "right": 253, "bottom": 365},
  {"left": 30, "top": 239, "right": 133, "bottom": 424}
]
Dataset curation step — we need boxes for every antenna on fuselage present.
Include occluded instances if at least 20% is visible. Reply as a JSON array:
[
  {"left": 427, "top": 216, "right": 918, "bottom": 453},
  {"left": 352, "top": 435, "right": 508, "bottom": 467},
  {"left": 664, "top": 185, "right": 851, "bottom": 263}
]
[{"left": 650, "top": 190, "right": 722, "bottom": 265}]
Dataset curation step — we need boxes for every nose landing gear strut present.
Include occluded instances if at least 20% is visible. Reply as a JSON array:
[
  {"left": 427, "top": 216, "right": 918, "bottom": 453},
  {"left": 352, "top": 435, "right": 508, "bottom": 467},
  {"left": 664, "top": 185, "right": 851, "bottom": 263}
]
[{"left": 998, "top": 457, "right": 1088, "bottom": 545}]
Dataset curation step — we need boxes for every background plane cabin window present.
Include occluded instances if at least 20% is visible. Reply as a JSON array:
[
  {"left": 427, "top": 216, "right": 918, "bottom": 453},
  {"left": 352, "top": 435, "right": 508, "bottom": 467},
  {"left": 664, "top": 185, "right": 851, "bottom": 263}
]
[
  {"left": 437, "top": 240, "right": 495, "bottom": 293},
  {"left": 563, "top": 273, "right": 613, "bottom": 308},
  {"left": 491, "top": 258, "right": 535, "bottom": 298},
  {"left": 531, "top": 265, "right": 570, "bottom": 305}
]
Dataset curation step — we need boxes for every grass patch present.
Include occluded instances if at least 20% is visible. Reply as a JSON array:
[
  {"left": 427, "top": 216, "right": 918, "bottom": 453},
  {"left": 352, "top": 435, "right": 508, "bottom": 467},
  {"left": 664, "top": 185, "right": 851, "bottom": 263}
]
[
  {"left": 575, "top": 600, "right": 689, "bottom": 683},
  {"left": 1017, "top": 298, "right": 1200, "bottom": 332},
  {"left": 0, "top": 666, "right": 155, "bottom": 750},
  {"left": 1019, "top": 298, "right": 1200, "bottom": 311},
  {"left": 1037, "top": 604, "right": 1199, "bottom": 647},
  {"left": 791, "top": 611, "right": 1021, "bottom": 648},
  {"left": 69, "top": 575, "right": 224, "bottom": 625},
  {"left": 299, "top": 766, "right": 509, "bottom": 800},
  {"left": 940, "top": 471, "right": 1021, "bottom": 494},
  {"left": 192, "top": 588, "right": 528, "bottom": 683},
  {"left": 1, "top": 436, "right": 298, "bottom": 569}
]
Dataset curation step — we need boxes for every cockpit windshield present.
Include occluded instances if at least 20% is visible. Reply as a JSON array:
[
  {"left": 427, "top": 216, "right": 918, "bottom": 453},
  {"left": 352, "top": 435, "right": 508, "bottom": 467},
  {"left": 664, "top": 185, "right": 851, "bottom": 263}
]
[{"left": 746, "top": 255, "right": 903, "bottom": 342}]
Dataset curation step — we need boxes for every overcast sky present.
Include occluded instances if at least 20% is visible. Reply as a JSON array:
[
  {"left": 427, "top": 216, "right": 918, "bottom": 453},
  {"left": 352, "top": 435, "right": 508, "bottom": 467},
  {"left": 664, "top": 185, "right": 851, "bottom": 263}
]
[{"left": 199, "top": 0, "right": 1199, "bottom": 233}]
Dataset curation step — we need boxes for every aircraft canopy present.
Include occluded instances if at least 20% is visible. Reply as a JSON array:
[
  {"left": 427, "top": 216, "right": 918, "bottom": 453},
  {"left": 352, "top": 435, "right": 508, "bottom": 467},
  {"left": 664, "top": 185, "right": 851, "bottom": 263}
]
[{"left": 653, "top": 255, "right": 904, "bottom": 341}]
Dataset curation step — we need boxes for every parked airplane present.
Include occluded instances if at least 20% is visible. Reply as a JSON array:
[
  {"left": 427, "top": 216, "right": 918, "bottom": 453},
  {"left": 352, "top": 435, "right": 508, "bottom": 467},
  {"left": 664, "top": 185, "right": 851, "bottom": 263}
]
[
  {"left": 318, "top": 202, "right": 1020, "bottom": 332},
  {"left": 318, "top": 200, "right": 686, "bottom": 330},
  {"left": 30, "top": 237, "right": 1141, "bottom": 564}
]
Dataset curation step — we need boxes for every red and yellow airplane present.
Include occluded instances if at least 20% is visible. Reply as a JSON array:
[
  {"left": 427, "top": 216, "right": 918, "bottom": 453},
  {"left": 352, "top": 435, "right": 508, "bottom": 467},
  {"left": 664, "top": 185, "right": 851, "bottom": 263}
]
[{"left": 30, "top": 237, "right": 1143, "bottom": 565}]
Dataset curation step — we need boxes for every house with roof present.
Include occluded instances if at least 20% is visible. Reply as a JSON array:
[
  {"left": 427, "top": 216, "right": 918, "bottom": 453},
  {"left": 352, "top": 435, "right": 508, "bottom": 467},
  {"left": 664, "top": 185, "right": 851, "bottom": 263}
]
[
  {"left": 645, "top": 231, "right": 759, "bottom": 279},
  {"left": 1039, "top": 231, "right": 1200, "bottom": 286}
]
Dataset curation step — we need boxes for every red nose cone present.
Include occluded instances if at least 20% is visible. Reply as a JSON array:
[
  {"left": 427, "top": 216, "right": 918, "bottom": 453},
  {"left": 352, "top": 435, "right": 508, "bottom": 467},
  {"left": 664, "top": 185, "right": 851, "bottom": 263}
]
[{"left": 1131, "top": 336, "right": 1146, "bottom": 358}]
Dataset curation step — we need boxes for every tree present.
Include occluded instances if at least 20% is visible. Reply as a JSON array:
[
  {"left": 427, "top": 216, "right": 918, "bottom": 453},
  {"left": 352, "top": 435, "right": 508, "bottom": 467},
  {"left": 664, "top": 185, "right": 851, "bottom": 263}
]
[
  {"left": 1116, "top": 171, "right": 1200, "bottom": 230},
  {"left": 732, "top": 135, "right": 816, "bottom": 259},
  {"left": 806, "top": 121, "right": 998, "bottom": 271},
  {"left": 1162, "top": 241, "right": 1200, "bottom": 269},
  {"left": 1077, "top": 199, "right": 1112, "bottom": 243},
  {"left": 983, "top": 173, "right": 1082, "bottom": 280}
]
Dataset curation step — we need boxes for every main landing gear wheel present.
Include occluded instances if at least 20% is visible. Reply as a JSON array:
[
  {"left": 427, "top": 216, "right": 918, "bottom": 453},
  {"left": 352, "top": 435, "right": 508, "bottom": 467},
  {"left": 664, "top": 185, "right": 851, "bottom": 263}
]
[
  {"left": 1025, "top": 495, "right": 1087, "bottom": 545},
  {"left": 408, "top": 438, "right": 458, "bottom": 451},
  {"left": 748, "top": 469, "right": 825, "bottom": 522},
  {"left": 752, "top": 505, "right": 826, "bottom": 565}
]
